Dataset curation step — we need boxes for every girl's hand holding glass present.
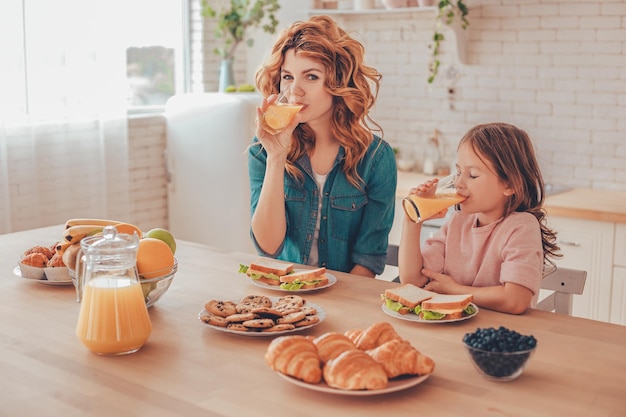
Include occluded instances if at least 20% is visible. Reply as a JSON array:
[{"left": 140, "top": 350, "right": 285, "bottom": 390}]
[{"left": 402, "top": 174, "right": 466, "bottom": 223}]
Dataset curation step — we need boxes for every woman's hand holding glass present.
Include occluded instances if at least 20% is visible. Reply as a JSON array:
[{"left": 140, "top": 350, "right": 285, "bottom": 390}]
[{"left": 255, "top": 85, "right": 303, "bottom": 158}]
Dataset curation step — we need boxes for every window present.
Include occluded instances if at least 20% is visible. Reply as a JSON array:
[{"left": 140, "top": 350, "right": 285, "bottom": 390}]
[
  {"left": 0, "top": 0, "right": 188, "bottom": 120},
  {"left": 123, "top": 0, "right": 188, "bottom": 110}
]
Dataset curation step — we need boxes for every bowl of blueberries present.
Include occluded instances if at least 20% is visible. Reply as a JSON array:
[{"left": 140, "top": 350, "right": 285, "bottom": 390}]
[{"left": 462, "top": 326, "right": 537, "bottom": 382}]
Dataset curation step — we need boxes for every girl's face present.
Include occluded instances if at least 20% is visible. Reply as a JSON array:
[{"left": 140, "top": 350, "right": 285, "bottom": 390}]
[
  {"left": 280, "top": 49, "right": 333, "bottom": 129},
  {"left": 455, "top": 142, "right": 514, "bottom": 226}
]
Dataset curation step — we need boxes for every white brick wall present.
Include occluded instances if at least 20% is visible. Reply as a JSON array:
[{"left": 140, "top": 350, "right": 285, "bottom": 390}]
[
  {"left": 127, "top": 115, "right": 169, "bottom": 232},
  {"left": 302, "top": 0, "right": 626, "bottom": 192}
]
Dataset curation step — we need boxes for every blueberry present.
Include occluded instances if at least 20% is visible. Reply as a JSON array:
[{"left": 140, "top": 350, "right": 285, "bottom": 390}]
[{"left": 463, "top": 326, "right": 537, "bottom": 378}]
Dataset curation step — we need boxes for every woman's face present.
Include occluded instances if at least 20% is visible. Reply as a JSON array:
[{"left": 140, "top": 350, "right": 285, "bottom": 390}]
[
  {"left": 280, "top": 49, "right": 333, "bottom": 129},
  {"left": 455, "top": 142, "right": 514, "bottom": 226}
]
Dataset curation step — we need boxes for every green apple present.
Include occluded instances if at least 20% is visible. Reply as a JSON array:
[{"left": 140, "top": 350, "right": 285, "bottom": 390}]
[{"left": 144, "top": 228, "right": 176, "bottom": 255}]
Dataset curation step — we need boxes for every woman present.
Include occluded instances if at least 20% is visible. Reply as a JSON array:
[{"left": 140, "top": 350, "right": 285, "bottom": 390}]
[{"left": 248, "top": 15, "right": 397, "bottom": 277}]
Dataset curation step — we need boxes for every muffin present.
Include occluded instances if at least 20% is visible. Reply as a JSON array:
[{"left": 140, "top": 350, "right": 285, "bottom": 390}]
[
  {"left": 22, "top": 252, "right": 49, "bottom": 267},
  {"left": 19, "top": 252, "right": 48, "bottom": 279},
  {"left": 24, "top": 245, "right": 54, "bottom": 260},
  {"left": 47, "top": 252, "right": 66, "bottom": 268}
]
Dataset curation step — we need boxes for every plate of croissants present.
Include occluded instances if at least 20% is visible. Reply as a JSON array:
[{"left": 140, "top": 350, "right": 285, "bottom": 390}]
[{"left": 265, "top": 322, "right": 434, "bottom": 395}]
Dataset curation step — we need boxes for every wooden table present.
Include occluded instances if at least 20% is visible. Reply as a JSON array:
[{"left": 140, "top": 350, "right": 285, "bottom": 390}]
[{"left": 2, "top": 226, "right": 625, "bottom": 416}]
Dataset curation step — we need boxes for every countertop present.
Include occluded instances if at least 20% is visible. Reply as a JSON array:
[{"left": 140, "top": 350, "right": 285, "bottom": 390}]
[{"left": 397, "top": 171, "right": 626, "bottom": 224}]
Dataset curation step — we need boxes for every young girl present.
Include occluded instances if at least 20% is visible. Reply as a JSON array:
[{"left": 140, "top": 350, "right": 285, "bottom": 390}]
[
  {"left": 398, "top": 122, "right": 560, "bottom": 314},
  {"left": 248, "top": 16, "right": 397, "bottom": 278}
]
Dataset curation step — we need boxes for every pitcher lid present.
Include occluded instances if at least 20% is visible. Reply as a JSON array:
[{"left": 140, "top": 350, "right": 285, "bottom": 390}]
[{"left": 80, "top": 225, "right": 140, "bottom": 253}]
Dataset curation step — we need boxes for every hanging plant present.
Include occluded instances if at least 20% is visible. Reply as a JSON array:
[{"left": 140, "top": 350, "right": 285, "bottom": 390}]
[
  {"left": 201, "top": 0, "right": 281, "bottom": 61},
  {"left": 427, "top": 0, "right": 469, "bottom": 84}
]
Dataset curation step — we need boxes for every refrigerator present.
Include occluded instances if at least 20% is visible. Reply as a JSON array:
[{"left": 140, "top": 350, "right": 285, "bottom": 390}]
[{"left": 164, "top": 93, "right": 261, "bottom": 253}]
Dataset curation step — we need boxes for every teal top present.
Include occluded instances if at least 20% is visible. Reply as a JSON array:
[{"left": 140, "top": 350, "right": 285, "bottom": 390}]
[{"left": 247, "top": 135, "right": 397, "bottom": 275}]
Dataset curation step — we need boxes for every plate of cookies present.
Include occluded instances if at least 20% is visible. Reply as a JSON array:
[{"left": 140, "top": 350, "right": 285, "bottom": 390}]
[{"left": 198, "top": 294, "right": 325, "bottom": 336}]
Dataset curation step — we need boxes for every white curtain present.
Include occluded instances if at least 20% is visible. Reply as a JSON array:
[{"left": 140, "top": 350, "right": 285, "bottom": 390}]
[{"left": 0, "top": 0, "right": 130, "bottom": 234}]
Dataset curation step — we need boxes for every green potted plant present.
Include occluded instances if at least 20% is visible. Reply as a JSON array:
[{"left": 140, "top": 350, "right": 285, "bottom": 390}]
[
  {"left": 201, "top": 0, "right": 281, "bottom": 91},
  {"left": 427, "top": 0, "right": 469, "bottom": 84}
]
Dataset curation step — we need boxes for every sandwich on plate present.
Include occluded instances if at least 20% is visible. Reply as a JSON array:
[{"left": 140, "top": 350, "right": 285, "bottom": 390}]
[
  {"left": 239, "top": 257, "right": 295, "bottom": 286},
  {"left": 419, "top": 293, "right": 475, "bottom": 320},
  {"left": 279, "top": 267, "right": 329, "bottom": 290},
  {"left": 382, "top": 283, "right": 476, "bottom": 320}
]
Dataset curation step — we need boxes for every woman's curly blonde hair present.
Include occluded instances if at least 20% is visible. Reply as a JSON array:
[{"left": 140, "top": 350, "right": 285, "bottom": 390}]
[{"left": 255, "top": 15, "right": 382, "bottom": 189}]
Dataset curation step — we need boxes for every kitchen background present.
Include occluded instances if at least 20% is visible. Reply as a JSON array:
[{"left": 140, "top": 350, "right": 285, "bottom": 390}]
[
  {"left": 2, "top": 0, "right": 625, "bottom": 235},
  {"left": 0, "top": 0, "right": 626, "bottom": 324}
]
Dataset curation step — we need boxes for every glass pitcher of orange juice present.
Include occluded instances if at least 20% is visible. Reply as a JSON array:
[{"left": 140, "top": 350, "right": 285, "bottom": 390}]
[{"left": 76, "top": 226, "right": 152, "bottom": 355}]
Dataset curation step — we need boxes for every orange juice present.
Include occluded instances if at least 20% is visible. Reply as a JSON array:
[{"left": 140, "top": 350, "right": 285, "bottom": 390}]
[
  {"left": 261, "top": 103, "right": 303, "bottom": 134},
  {"left": 76, "top": 277, "right": 152, "bottom": 355},
  {"left": 403, "top": 193, "right": 466, "bottom": 223}
]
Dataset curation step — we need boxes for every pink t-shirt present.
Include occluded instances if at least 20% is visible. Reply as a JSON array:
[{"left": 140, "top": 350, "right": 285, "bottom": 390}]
[{"left": 422, "top": 211, "right": 543, "bottom": 305}]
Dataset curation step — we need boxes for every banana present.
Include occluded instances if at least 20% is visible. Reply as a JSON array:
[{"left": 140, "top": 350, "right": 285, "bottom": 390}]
[
  {"left": 113, "top": 222, "right": 143, "bottom": 239},
  {"left": 61, "top": 243, "right": 82, "bottom": 270},
  {"left": 64, "top": 225, "right": 104, "bottom": 243},
  {"left": 64, "top": 218, "right": 124, "bottom": 229},
  {"left": 55, "top": 239, "right": 74, "bottom": 255}
]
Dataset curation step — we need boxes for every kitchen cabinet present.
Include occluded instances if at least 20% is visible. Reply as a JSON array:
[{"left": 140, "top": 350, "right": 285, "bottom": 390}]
[
  {"left": 547, "top": 217, "right": 615, "bottom": 322},
  {"left": 611, "top": 223, "right": 626, "bottom": 325}
]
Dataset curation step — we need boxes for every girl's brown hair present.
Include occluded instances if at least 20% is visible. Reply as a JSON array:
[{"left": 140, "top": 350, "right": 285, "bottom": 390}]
[
  {"left": 458, "top": 122, "right": 561, "bottom": 266},
  {"left": 255, "top": 15, "right": 382, "bottom": 188}
]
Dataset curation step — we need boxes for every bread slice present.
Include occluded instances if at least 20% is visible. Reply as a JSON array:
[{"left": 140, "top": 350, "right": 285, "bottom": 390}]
[
  {"left": 248, "top": 257, "right": 294, "bottom": 276},
  {"left": 280, "top": 267, "right": 328, "bottom": 289},
  {"left": 420, "top": 293, "right": 473, "bottom": 314},
  {"left": 279, "top": 267, "right": 326, "bottom": 283},
  {"left": 383, "top": 284, "right": 436, "bottom": 309}
]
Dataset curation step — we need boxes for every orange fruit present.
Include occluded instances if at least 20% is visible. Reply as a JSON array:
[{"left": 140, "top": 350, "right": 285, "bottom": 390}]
[{"left": 136, "top": 237, "right": 175, "bottom": 279}]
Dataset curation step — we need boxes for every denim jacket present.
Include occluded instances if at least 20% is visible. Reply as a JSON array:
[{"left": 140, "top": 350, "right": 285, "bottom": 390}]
[{"left": 248, "top": 135, "right": 397, "bottom": 275}]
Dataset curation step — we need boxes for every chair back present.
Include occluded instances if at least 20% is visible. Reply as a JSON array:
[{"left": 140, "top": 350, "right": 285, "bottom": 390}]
[{"left": 536, "top": 266, "right": 587, "bottom": 315}]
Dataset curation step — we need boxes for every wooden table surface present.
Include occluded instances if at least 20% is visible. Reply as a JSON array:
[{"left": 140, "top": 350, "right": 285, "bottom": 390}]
[{"left": 2, "top": 225, "right": 625, "bottom": 417}]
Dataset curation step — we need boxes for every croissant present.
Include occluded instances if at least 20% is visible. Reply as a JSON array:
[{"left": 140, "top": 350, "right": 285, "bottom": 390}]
[
  {"left": 353, "top": 322, "right": 403, "bottom": 351},
  {"left": 265, "top": 335, "right": 322, "bottom": 384},
  {"left": 344, "top": 328, "right": 363, "bottom": 344},
  {"left": 323, "top": 349, "right": 388, "bottom": 390},
  {"left": 367, "top": 339, "right": 435, "bottom": 378},
  {"left": 313, "top": 332, "right": 356, "bottom": 364}
]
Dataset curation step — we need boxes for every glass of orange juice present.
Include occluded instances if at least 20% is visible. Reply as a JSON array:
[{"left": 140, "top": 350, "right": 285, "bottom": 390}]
[
  {"left": 260, "top": 85, "right": 303, "bottom": 135},
  {"left": 75, "top": 226, "right": 152, "bottom": 355},
  {"left": 402, "top": 174, "right": 467, "bottom": 223}
]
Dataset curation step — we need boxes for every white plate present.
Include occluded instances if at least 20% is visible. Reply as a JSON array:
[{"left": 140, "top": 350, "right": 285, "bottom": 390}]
[
  {"left": 381, "top": 302, "right": 479, "bottom": 323},
  {"left": 13, "top": 266, "right": 73, "bottom": 286},
  {"left": 276, "top": 372, "right": 431, "bottom": 396},
  {"left": 198, "top": 299, "right": 325, "bottom": 337},
  {"left": 250, "top": 271, "right": 337, "bottom": 292},
  {"left": 36, "top": 279, "right": 74, "bottom": 286}
]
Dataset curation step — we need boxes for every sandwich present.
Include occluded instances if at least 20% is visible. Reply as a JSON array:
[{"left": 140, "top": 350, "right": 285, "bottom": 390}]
[
  {"left": 382, "top": 284, "right": 436, "bottom": 315},
  {"left": 419, "top": 293, "right": 475, "bottom": 320},
  {"left": 279, "top": 267, "right": 329, "bottom": 290},
  {"left": 381, "top": 283, "right": 475, "bottom": 320},
  {"left": 239, "top": 257, "right": 295, "bottom": 286}
]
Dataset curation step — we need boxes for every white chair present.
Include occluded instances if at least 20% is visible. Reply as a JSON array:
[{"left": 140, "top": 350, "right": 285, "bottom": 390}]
[{"left": 537, "top": 266, "right": 587, "bottom": 316}]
